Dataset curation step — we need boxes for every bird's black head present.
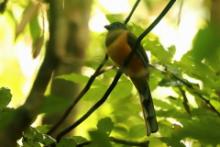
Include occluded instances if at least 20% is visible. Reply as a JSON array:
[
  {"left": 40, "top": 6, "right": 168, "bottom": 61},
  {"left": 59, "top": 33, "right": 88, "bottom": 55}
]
[{"left": 104, "top": 22, "right": 127, "bottom": 31}]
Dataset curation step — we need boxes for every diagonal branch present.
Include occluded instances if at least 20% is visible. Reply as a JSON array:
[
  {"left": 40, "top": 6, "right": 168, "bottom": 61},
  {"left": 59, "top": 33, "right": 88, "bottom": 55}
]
[
  {"left": 151, "top": 64, "right": 220, "bottom": 117},
  {"left": 0, "top": 0, "right": 8, "bottom": 13},
  {"left": 48, "top": 55, "right": 108, "bottom": 135},
  {"left": 124, "top": 0, "right": 141, "bottom": 24},
  {"left": 55, "top": 0, "right": 176, "bottom": 142},
  {"left": 178, "top": 86, "right": 191, "bottom": 114},
  {"left": 171, "top": 73, "right": 220, "bottom": 116},
  {"left": 76, "top": 137, "right": 149, "bottom": 147},
  {"left": 136, "top": 0, "right": 176, "bottom": 44},
  {"left": 56, "top": 70, "right": 122, "bottom": 142}
]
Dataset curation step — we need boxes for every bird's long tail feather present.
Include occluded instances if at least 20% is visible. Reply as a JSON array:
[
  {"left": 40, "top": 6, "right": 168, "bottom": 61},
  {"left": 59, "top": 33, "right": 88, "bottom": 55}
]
[{"left": 131, "top": 78, "right": 158, "bottom": 136}]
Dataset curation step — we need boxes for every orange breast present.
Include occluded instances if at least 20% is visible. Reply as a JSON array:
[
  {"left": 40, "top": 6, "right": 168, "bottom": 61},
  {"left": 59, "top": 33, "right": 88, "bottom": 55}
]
[{"left": 107, "top": 31, "right": 146, "bottom": 77}]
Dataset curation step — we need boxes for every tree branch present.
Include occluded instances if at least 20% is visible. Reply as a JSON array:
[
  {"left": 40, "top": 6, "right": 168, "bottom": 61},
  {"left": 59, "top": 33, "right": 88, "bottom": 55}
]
[
  {"left": 124, "top": 0, "right": 141, "bottom": 24},
  {"left": 136, "top": 0, "right": 176, "bottom": 44},
  {"left": 48, "top": 0, "right": 139, "bottom": 135},
  {"left": 0, "top": 0, "right": 8, "bottom": 13},
  {"left": 54, "top": 0, "right": 176, "bottom": 142},
  {"left": 48, "top": 55, "right": 108, "bottom": 135},
  {"left": 76, "top": 137, "right": 149, "bottom": 147},
  {"left": 151, "top": 64, "right": 220, "bottom": 116},
  {"left": 171, "top": 72, "right": 220, "bottom": 116},
  {"left": 178, "top": 86, "right": 191, "bottom": 114},
  {"left": 55, "top": 70, "right": 123, "bottom": 142}
]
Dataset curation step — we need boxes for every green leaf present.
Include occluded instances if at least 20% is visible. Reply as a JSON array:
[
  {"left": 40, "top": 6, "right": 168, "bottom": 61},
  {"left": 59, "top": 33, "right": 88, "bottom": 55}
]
[
  {"left": 105, "top": 14, "right": 124, "bottom": 23},
  {"left": 0, "top": 87, "right": 12, "bottom": 109},
  {"left": 40, "top": 95, "right": 72, "bottom": 114},
  {"left": 143, "top": 35, "right": 173, "bottom": 64},
  {"left": 22, "top": 127, "right": 55, "bottom": 146},
  {"left": 113, "top": 125, "right": 129, "bottom": 137},
  {"left": 0, "top": 108, "right": 14, "bottom": 130},
  {"left": 128, "top": 124, "right": 146, "bottom": 138},
  {"left": 128, "top": 23, "right": 145, "bottom": 36},
  {"left": 32, "top": 36, "right": 44, "bottom": 58},
  {"left": 176, "top": 109, "right": 220, "bottom": 145},
  {"left": 191, "top": 25, "right": 220, "bottom": 62},
  {"left": 29, "top": 14, "right": 43, "bottom": 58},
  {"left": 111, "top": 77, "right": 133, "bottom": 99},
  {"left": 36, "top": 125, "right": 50, "bottom": 134},
  {"left": 71, "top": 136, "right": 88, "bottom": 145},
  {"left": 168, "top": 45, "right": 176, "bottom": 59},
  {"left": 88, "top": 130, "right": 111, "bottom": 147},
  {"left": 41, "top": 135, "right": 56, "bottom": 146},
  {"left": 15, "top": 2, "right": 40, "bottom": 38},
  {"left": 83, "top": 86, "right": 107, "bottom": 101},
  {"left": 29, "top": 15, "right": 41, "bottom": 41},
  {"left": 211, "top": 99, "right": 220, "bottom": 112},
  {"left": 56, "top": 137, "right": 76, "bottom": 147},
  {"left": 56, "top": 73, "right": 89, "bottom": 85},
  {"left": 97, "top": 117, "right": 114, "bottom": 135}
]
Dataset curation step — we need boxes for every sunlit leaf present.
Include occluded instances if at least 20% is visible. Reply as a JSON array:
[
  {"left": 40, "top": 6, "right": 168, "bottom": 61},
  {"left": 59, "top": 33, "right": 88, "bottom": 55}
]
[
  {"left": 82, "top": 85, "right": 107, "bottom": 101},
  {"left": 111, "top": 77, "right": 133, "bottom": 99},
  {"left": 32, "top": 36, "right": 44, "bottom": 58},
  {"left": 105, "top": 14, "right": 124, "bottom": 23},
  {"left": 56, "top": 73, "right": 89, "bottom": 85},
  {"left": 29, "top": 15, "right": 41, "bottom": 41},
  {"left": 191, "top": 25, "right": 220, "bottom": 62},
  {"left": 15, "top": 1, "right": 40, "bottom": 38},
  {"left": 113, "top": 125, "right": 129, "bottom": 137},
  {"left": 128, "top": 124, "right": 146, "bottom": 138},
  {"left": 143, "top": 36, "right": 173, "bottom": 64},
  {"left": 128, "top": 23, "right": 145, "bottom": 36},
  {"left": 29, "top": 15, "right": 43, "bottom": 58}
]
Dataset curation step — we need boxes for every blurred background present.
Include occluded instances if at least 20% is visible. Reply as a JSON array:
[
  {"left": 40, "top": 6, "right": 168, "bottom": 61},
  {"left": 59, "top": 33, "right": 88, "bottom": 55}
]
[{"left": 0, "top": 0, "right": 220, "bottom": 146}]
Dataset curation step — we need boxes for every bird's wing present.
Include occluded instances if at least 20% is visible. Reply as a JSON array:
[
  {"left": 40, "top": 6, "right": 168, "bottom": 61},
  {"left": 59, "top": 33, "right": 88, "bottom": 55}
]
[{"left": 127, "top": 32, "right": 149, "bottom": 67}]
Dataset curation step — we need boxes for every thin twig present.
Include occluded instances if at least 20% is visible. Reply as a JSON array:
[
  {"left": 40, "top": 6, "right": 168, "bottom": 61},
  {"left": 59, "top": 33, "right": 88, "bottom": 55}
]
[
  {"left": 76, "top": 137, "right": 149, "bottom": 147},
  {"left": 56, "top": 70, "right": 123, "bottom": 142},
  {"left": 178, "top": 86, "right": 191, "bottom": 114},
  {"left": 136, "top": 0, "right": 176, "bottom": 44},
  {"left": 49, "top": 0, "right": 140, "bottom": 136},
  {"left": 124, "top": 0, "right": 141, "bottom": 24},
  {"left": 49, "top": 0, "right": 141, "bottom": 137},
  {"left": 47, "top": 55, "right": 108, "bottom": 135},
  {"left": 55, "top": 0, "right": 176, "bottom": 141},
  {"left": 151, "top": 64, "right": 220, "bottom": 117},
  {"left": 55, "top": 0, "right": 176, "bottom": 142},
  {"left": 171, "top": 73, "right": 220, "bottom": 116},
  {"left": 177, "top": 0, "right": 184, "bottom": 25}
]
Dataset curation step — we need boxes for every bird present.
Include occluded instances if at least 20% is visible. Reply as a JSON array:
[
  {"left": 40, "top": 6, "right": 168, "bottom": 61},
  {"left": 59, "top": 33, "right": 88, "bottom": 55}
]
[{"left": 105, "top": 22, "right": 158, "bottom": 136}]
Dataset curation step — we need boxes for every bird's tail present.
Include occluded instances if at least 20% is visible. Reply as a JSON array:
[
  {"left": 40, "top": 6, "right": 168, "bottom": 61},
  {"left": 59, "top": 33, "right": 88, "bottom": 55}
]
[{"left": 131, "top": 77, "right": 158, "bottom": 136}]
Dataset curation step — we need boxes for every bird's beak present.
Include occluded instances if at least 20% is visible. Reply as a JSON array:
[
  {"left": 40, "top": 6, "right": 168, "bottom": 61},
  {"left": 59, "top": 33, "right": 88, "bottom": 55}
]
[{"left": 104, "top": 24, "right": 110, "bottom": 30}]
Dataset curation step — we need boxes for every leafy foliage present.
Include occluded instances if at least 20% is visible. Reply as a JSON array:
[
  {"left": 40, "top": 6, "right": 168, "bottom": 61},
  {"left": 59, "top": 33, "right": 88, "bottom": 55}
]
[
  {"left": 21, "top": 126, "right": 55, "bottom": 147},
  {"left": 1, "top": 0, "right": 220, "bottom": 146}
]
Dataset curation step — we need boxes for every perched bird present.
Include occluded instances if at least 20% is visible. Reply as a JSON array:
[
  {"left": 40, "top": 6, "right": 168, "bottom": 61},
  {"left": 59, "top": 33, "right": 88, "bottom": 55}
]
[{"left": 105, "top": 22, "right": 158, "bottom": 135}]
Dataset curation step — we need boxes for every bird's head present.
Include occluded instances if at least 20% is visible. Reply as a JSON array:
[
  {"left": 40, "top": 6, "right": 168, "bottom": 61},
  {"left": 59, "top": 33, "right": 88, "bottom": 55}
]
[{"left": 104, "top": 22, "right": 127, "bottom": 31}]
